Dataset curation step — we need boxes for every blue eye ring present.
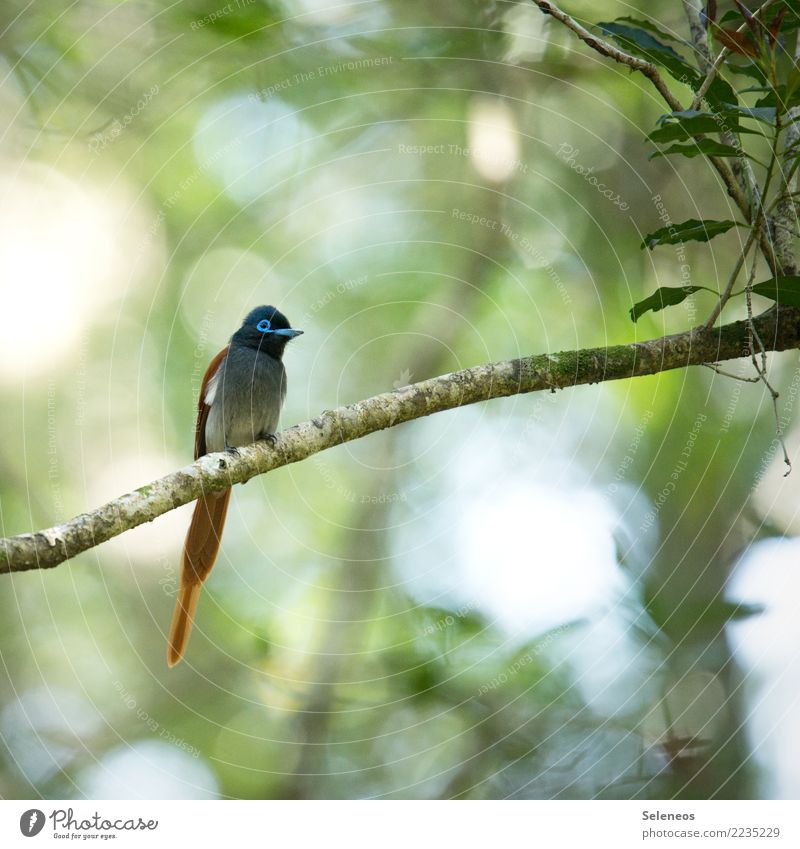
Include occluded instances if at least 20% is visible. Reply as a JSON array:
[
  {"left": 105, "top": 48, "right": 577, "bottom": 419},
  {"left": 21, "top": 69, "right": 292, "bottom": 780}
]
[{"left": 256, "top": 318, "right": 272, "bottom": 333}]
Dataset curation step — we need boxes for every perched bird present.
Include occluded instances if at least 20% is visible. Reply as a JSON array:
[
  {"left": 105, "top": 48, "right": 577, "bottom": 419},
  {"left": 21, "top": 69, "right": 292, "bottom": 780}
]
[{"left": 167, "top": 305, "right": 303, "bottom": 667}]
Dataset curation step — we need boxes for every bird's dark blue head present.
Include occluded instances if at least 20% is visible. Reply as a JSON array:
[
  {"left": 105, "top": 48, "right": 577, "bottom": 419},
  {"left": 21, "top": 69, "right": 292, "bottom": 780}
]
[{"left": 231, "top": 305, "right": 303, "bottom": 358}]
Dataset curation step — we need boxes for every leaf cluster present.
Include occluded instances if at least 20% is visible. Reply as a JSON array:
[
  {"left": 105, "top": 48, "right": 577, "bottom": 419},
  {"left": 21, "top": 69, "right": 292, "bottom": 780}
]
[{"left": 596, "top": 8, "right": 800, "bottom": 322}]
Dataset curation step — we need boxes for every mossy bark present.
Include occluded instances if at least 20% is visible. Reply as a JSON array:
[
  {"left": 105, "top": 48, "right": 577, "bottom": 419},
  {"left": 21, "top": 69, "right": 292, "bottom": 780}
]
[{"left": 2, "top": 306, "right": 799, "bottom": 575}]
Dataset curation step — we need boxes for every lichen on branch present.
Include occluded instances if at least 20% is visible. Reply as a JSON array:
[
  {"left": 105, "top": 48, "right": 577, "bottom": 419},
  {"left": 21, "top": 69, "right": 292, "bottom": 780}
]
[{"left": 2, "top": 306, "right": 798, "bottom": 575}]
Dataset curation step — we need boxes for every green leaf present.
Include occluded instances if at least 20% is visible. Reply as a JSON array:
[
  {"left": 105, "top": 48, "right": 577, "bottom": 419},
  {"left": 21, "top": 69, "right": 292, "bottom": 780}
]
[
  {"left": 647, "top": 105, "right": 772, "bottom": 145},
  {"left": 722, "top": 601, "right": 765, "bottom": 621},
  {"left": 612, "top": 16, "right": 686, "bottom": 43},
  {"left": 666, "top": 599, "right": 765, "bottom": 631},
  {"left": 649, "top": 139, "right": 747, "bottom": 159},
  {"left": 729, "top": 61, "right": 767, "bottom": 83},
  {"left": 754, "top": 89, "right": 779, "bottom": 108},
  {"left": 649, "top": 111, "right": 752, "bottom": 143},
  {"left": 629, "top": 286, "right": 710, "bottom": 322},
  {"left": 649, "top": 110, "right": 726, "bottom": 141},
  {"left": 595, "top": 20, "right": 741, "bottom": 109},
  {"left": 641, "top": 219, "right": 738, "bottom": 249},
  {"left": 648, "top": 123, "right": 706, "bottom": 144},
  {"left": 722, "top": 104, "right": 777, "bottom": 124},
  {"left": 704, "top": 76, "right": 739, "bottom": 110},
  {"left": 751, "top": 275, "right": 800, "bottom": 306},
  {"left": 597, "top": 21, "right": 699, "bottom": 86},
  {"left": 764, "top": 4, "right": 800, "bottom": 33},
  {"left": 754, "top": 85, "right": 800, "bottom": 111},
  {"left": 718, "top": 10, "right": 742, "bottom": 25}
]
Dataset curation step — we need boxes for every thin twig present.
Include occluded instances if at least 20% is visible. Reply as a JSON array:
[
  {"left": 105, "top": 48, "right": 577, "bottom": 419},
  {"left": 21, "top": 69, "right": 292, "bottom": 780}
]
[
  {"left": 534, "top": 1, "right": 683, "bottom": 111},
  {"left": 534, "top": 0, "right": 777, "bottom": 276},
  {"left": 691, "top": 0, "right": 792, "bottom": 471},
  {"left": 704, "top": 226, "right": 758, "bottom": 329},
  {"left": 701, "top": 362, "right": 760, "bottom": 382},
  {"left": 687, "top": 0, "right": 785, "bottom": 275},
  {"left": 706, "top": 110, "right": 784, "bottom": 327},
  {"left": 745, "top": 251, "right": 768, "bottom": 372},
  {"left": 685, "top": 0, "right": 782, "bottom": 277},
  {"left": 744, "top": 251, "right": 792, "bottom": 474}
]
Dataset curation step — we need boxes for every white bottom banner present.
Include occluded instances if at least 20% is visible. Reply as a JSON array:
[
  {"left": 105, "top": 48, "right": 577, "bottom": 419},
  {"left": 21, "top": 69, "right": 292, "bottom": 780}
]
[{"left": 0, "top": 799, "right": 796, "bottom": 847}]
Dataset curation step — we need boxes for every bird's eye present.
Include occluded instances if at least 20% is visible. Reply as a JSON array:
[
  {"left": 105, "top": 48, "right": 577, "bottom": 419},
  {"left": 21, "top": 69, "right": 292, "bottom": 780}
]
[{"left": 256, "top": 319, "right": 272, "bottom": 333}]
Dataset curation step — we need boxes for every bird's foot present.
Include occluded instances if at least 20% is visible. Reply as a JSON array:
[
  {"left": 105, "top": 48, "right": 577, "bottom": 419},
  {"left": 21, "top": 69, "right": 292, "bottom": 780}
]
[
  {"left": 224, "top": 443, "right": 240, "bottom": 456},
  {"left": 260, "top": 432, "right": 278, "bottom": 447}
]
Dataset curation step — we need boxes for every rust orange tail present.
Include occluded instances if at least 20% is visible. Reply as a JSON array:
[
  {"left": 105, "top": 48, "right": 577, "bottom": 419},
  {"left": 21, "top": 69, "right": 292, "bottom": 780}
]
[{"left": 167, "top": 488, "right": 232, "bottom": 667}]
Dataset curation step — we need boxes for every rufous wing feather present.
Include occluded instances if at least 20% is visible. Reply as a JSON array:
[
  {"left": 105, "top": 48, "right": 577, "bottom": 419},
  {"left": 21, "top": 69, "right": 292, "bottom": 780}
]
[{"left": 194, "top": 346, "right": 228, "bottom": 459}]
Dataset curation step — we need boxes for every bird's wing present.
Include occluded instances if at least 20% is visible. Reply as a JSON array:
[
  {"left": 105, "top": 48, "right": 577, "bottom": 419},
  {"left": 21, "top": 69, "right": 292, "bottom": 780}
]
[{"left": 195, "top": 345, "right": 228, "bottom": 459}]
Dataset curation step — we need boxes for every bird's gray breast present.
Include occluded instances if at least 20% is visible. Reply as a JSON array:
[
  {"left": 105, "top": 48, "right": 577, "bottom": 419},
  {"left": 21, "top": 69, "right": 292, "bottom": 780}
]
[{"left": 204, "top": 345, "right": 286, "bottom": 453}]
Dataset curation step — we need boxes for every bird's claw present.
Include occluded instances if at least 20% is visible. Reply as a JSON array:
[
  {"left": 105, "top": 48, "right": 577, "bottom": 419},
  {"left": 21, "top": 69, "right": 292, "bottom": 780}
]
[
  {"left": 224, "top": 444, "right": 240, "bottom": 456},
  {"left": 260, "top": 432, "right": 278, "bottom": 446}
]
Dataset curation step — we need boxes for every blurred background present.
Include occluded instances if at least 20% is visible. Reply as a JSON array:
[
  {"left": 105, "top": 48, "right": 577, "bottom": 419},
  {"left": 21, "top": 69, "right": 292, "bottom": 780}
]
[{"left": 1, "top": 0, "right": 799, "bottom": 800}]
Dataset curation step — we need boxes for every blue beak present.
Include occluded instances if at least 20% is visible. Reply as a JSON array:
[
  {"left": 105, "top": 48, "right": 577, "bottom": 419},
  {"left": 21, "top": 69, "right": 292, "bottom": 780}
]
[{"left": 272, "top": 328, "right": 303, "bottom": 338}]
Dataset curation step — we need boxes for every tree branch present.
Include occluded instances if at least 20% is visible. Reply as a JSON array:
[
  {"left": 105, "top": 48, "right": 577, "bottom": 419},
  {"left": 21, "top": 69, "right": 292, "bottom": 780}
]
[
  {"left": 3, "top": 307, "right": 800, "bottom": 576},
  {"left": 683, "top": 0, "right": 711, "bottom": 65},
  {"left": 534, "top": 0, "right": 683, "bottom": 111}
]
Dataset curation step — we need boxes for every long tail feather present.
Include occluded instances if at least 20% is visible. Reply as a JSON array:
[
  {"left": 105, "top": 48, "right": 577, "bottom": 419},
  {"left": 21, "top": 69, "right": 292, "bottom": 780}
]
[
  {"left": 167, "top": 488, "right": 231, "bottom": 666},
  {"left": 167, "top": 582, "right": 201, "bottom": 667}
]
